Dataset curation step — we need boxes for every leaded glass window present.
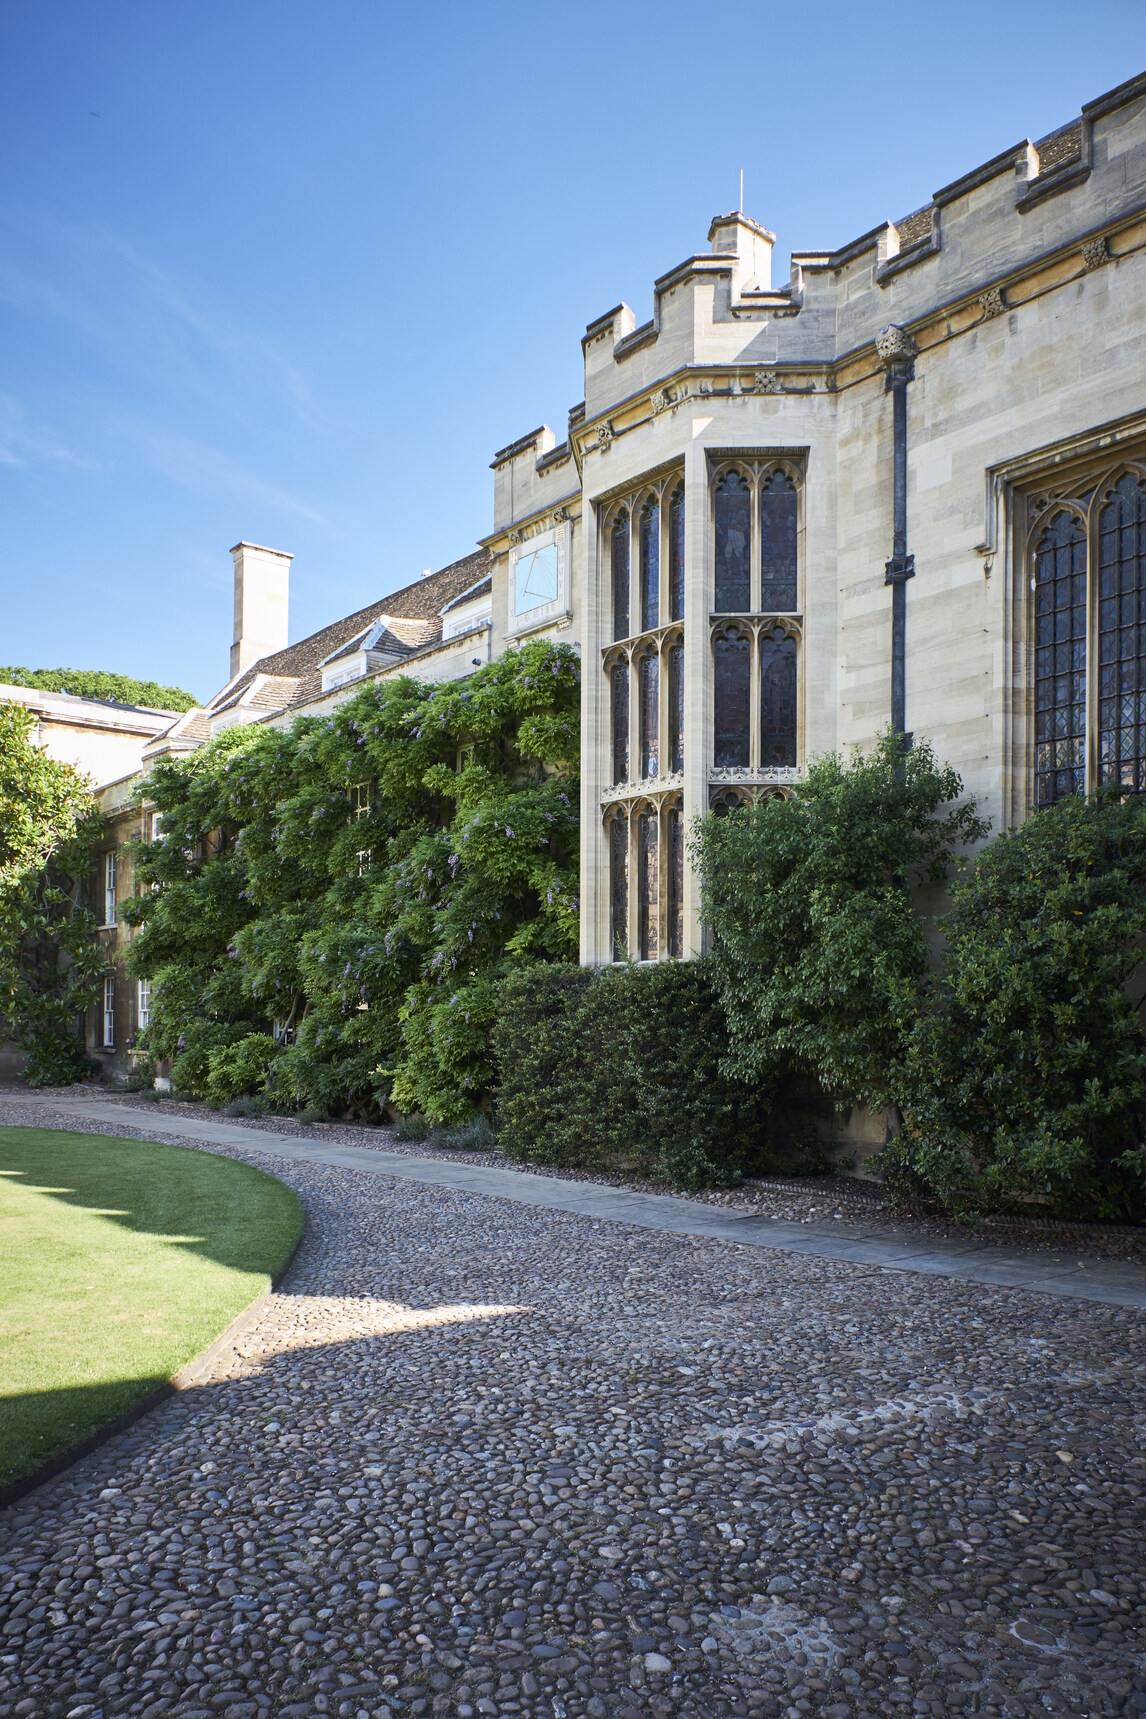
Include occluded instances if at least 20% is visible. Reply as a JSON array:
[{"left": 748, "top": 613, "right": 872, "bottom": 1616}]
[
  {"left": 714, "top": 469, "right": 750, "bottom": 611},
  {"left": 611, "top": 661, "right": 629, "bottom": 785},
  {"left": 609, "top": 815, "right": 628, "bottom": 960},
  {"left": 759, "top": 468, "right": 798, "bottom": 611},
  {"left": 1097, "top": 473, "right": 1146, "bottom": 793},
  {"left": 638, "top": 809, "right": 658, "bottom": 961},
  {"left": 760, "top": 628, "right": 798, "bottom": 767},
  {"left": 668, "top": 642, "right": 684, "bottom": 774},
  {"left": 1034, "top": 510, "right": 1087, "bottom": 806},
  {"left": 640, "top": 498, "right": 660, "bottom": 632},
  {"left": 667, "top": 807, "right": 684, "bottom": 959},
  {"left": 639, "top": 652, "right": 659, "bottom": 779},
  {"left": 669, "top": 484, "right": 685, "bottom": 621},
  {"left": 612, "top": 509, "right": 630, "bottom": 640},
  {"left": 713, "top": 628, "right": 750, "bottom": 767}
]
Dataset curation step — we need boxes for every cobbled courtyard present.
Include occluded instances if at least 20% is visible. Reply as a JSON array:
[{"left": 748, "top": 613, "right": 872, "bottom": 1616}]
[{"left": 1, "top": 1118, "right": 1144, "bottom": 1719}]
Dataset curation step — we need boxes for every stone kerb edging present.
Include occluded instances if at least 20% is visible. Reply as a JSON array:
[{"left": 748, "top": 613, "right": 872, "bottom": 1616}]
[{"left": 0, "top": 1223, "right": 304, "bottom": 1513}]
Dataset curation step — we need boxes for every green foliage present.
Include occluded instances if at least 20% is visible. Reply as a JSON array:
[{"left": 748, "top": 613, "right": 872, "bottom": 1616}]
[
  {"left": 0, "top": 666, "right": 199, "bottom": 712},
  {"left": 123, "top": 641, "right": 580, "bottom": 1118},
  {"left": 693, "top": 734, "right": 987, "bottom": 1109},
  {"left": 884, "top": 792, "right": 1146, "bottom": 1218},
  {"left": 0, "top": 703, "right": 104, "bottom": 1083},
  {"left": 493, "top": 961, "right": 819, "bottom": 1189}
]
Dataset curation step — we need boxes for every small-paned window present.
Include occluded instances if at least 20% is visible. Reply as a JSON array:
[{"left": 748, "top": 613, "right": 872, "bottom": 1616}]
[
  {"left": 103, "top": 976, "right": 115, "bottom": 1048},
  {"left": 1097, "top": 472, "right": 1146, "bottom": 792},
  {"left": 611, "top": 662, "right": 630, "bottom": 785},
  {"left": 137, "top": 978, "right": 151, "bottom": 1031},
  {"left": 514, "top": 543, "right": 560, "bottom": 615},
  {"left": 667, "top": 807, "right": 684, "bottom": 959},
  {"left": 609, "top": 816, "right": 628, "bottom": 960},
  {"left": 669, "top": 484, "right": 685, "bottom": 621},
  {"left": 638, "top": 809, "right": 659, "bottom": 961},
  {"left": 713, "top": 628, "right": 751, "bottom": 767},
  {"left": 1034, "top": 510, "right": 1088, "bottom": 805},
  {"left": 668, "top": 642, "right": 684, "bottom": 774},
  {"left": 350, "top": 780, "right": 374, "bottom": 874},
  {"left": 104, "top": 851, "right": 117, "bottom": 928},
  {"left": 639, "top": 653, "right": 660, "bottom": 779},
  {"left": 714, "top": 469, "right": 751, "bottom": 612},
  {"left": 759, "top": 468, "right": 798, "bottom": 612},
  {"left": 640, "top": 499, "right": 660, "bottom": 632},
  {"left": 612, "top": 509, "right": 631, "bottom": 640},
  {"left": 760, "top": 628, "right": 798, "bottom": 767}
]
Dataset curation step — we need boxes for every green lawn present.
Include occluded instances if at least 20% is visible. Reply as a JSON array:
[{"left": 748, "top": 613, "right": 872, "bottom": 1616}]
[{"left": 0, "top": 1127, "right": 303, "bottom": 1487}]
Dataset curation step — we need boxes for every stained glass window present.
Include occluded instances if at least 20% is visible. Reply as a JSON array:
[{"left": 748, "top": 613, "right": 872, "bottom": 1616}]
[
  {"left": 667, "top": 807, "right": 684, "bottom": 959},
  {"left": 713, "top": 629, "right": 750, "bottom": 767},
  {"left": 514, "top": 542, "right": 560, "bottom": 615},
  {"left": 639, "top": 652, "right": 659, "bottom": 779},
  {"left": 714, "top": 469, "right": 751, "bottom": 611},
  {"left": 1097, "top": 473, "right": 1146, "bottom": 793},
  {"left": 638, "top": 809, "right": 659, "bottom": 961},
  {"left": 668, "top": 642, "right": 684, "bottom": 774},
  {"left": 760, "top": 628, "right": 798, "bottom": 767},
  {"left": 611, "top": 661, "right": 629, "bottom": 786},
  {"left": 760, "top": 468, "right": 798, "bottom": 611},
  {"left": 640, "top": 499, "right": 660, "bottom": 632},
  {"left": 609, "top": 815, "right": 628, "bottom": 960},
  {"left": 612, "top": 510, "right": 630, "bottom": 640},
  {"left": 1034, "top": 510, "right": 1088, "bottom": 805},
  {"left": 669, "top": 484, "right": 685, "bottom": 621}
]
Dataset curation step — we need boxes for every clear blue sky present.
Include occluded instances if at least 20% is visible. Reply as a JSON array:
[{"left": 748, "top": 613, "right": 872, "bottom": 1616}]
[{"left": 2, "top": 2, "right": 1144, "bottom": 702}]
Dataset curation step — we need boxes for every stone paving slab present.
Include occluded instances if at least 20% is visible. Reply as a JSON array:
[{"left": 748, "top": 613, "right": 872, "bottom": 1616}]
[{"left": 23, "top": 1095, "right": 1146, "bottom": 1310}]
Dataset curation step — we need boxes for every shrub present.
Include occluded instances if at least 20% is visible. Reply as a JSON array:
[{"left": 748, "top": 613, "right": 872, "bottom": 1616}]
[
  {"left": 493, "top": 961, "right": 818, "bottom": 1188},
  {"left": 297, "top": 1106, "right": 329, "bottom": 1125},
  {"left": 884, "top": 792, "right": 1146, "bottom": 1218},
  {"left": 223, "top": 1095, "right": 268, "bottom": 1118},
  {"left": 391, "top": 1117, "right": 429, "bottom": 1142},
  {"left": 431, "top": 1115, "right": 498, "bottom": 1152}
]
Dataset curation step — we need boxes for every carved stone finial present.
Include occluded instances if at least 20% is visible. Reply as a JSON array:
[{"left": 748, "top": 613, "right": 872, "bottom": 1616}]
[
  {"left": 980, "top": 285, "right": 1005, "bottom": 319},
  {"left": 875, "top": 325, "right": 919, "bottom": 364},
  {"left": 1082, "top": 236, "right": 1108, "bottom": 272}
]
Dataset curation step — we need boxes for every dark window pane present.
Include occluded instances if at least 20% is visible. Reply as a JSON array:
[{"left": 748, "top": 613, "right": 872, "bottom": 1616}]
[
  {"left": 760, "top": 627, "right": 797, "bottom": 767},
  {"left": 713, "top": 629, "right": 751, "bottom": 767},
  {"left": 612, "top": 510, "right": 630, "bottom": 640},
  {"left": 1097, "top": 472, "right": 1146, "bottom": 794},
  {"left": 638, "top": 809, "right": 659, "bottom": 961},
  {"left": 760, "top": 467, "right": 798, "bottom": 611},
  {"left": 714, "top": 468, "right": 750, "bottom": 611},
  {"left": 667, "top": 807, "right": 684, "bottom": 959},
  {"left": 639, "top": 652, "right": 659, "bottom": 779},
  {"left": 668, "top": 643, "right": 684, "bottom": 774},
  {"left": 611, "top": 662, "right": 629, "bottom": 785},
  {"left": 1033, "top": 510, "right": 1087, "bottom": 806},
  {"left": 640, "top": 499, "right": 660, "bottom": 632},
  {"left": 669, "top": 483, "right": 685, "bottom": 621},
  {"left": 609, "top": 817, "right": 628, "bottom": 960}
]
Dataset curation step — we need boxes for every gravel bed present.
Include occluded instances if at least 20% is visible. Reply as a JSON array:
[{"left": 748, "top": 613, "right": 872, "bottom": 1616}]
[
  {"left": 9, "top": 1085, "right": 1145, "bottom": 1264},
  {"left": 1, "top": 1095, "right": 1145, "bottom": 1719}
]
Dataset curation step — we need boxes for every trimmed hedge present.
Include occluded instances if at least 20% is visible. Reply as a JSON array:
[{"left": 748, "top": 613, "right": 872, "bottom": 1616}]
[{"left": 493, "top": 960, "right": 823, "bottom": 1188}]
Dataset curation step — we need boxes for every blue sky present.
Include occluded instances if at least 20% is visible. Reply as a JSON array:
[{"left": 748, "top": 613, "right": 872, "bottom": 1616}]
[{"left": 2, "top": 2, "right": 1144, "bottom": 702}]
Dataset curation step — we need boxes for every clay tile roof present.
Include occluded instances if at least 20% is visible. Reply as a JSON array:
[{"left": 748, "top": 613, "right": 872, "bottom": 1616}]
[
  {"left": 894, "top": 206, "right": 933, "bottom": 248},
  {"left": 1035, "top": 120, "right": 1082, "bottom": 173}
]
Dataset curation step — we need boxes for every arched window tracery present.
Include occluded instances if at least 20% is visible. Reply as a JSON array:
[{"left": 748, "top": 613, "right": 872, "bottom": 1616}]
[
  {"left": 640, "top": 497, "right": 660, "bottom": 632},
  {"left": 608, "top": 811, "right": 629, "bottom": 961},
  {"left": 637, "top": 807, "right": 659, "bottom": 961},
  {"left": 760, "top": 627, "right": 798, "bottom": 767},
  {"left": 668, "top": 641, "right": 684, "bottom": 774},
  {"left": 667, "top": 803, "right": 684, "bottom": 959},
  {"left": 1097, "top": 472, "right": 1146, "bottom": 793},
  {"left": 759, "top": 467, "right": 798, "bottom": 612},
  {"left": 669, "top": 483, "right": 685, "bottom": 621},
  {"left": 1034, "top": 509, "right": 1088, "bottom": 805},
  {"left": 713, "top": 626, "right": 751, "bottom": 767},
  {"left": 612, "top": 509, "right": 630, "bottom": 641},
  {"left": 610, "top": 657, "right": 630, "bottom": 786},
  {"left": 714, "top": 468, "right": 751, "bottom": 612},
  {"left": 638, "top": 650, "right": 660, "bottom": 779}
]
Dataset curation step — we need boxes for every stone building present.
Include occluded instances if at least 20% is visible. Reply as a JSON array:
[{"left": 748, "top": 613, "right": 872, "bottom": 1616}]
[{"left": 86, "top": 67, "right": 1146, "bottom": 1073}]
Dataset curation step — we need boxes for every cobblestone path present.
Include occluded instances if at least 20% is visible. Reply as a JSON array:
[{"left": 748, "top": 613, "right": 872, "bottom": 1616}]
[{"left": 2, "top": 1127, "right": 1145, "bottom": 1719}]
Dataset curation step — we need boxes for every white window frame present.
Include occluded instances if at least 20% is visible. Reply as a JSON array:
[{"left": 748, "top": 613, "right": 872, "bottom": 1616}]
[
  {"left": 103, "top": 851, "right": 117, "bottom": 927},
  {"left": 506, "top": 519, "right": 572, "bottom": 638},
  {"left": 137, "top": 977, "right": 151, "bottom": 1031},
  {"left": 103, "top": 976, "right": 116, "bottom": 1049}
]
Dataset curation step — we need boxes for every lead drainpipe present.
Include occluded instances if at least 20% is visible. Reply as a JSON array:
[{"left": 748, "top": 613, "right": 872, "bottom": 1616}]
[{"left": 876, "top": 325, "right": 919, "bottom": 743}]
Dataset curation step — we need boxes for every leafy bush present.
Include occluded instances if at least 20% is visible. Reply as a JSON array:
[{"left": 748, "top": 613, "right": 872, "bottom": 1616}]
[
  {"left": 391, "top": 1117, "right": 429, "bottom": 1142},
  {"left": 431, "top": 1114, "right": 498, "bottom": 1152},
  {"left": 493, "top": 961, "right": 818, "bottom": 1188},
  {"left": 885, "top": 792, "right": 1146, "bottom": 1218},
  {"left": 297, "top": 1106, "right": 329, "bottom": 1125},
  {"left": 223, "top": 1095, "right": 268, "bottom": 1118},
  {"left": 692, "top": 733, "right": 986, "bottom": 1109},
  {"left": 0, "top": 666, "right": 199, "bottom": 712}
]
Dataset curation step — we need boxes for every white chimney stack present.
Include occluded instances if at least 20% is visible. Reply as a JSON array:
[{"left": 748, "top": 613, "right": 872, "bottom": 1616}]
[{"left": 230, "top": 542, "right": 291, "bottom": 678}]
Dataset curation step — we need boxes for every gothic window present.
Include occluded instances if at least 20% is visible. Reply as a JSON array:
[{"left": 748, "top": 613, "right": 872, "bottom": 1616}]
[
  {"left": 1034, "top": 510, "right": 1088, "bottom": 805},
  {"left": 667, "top": 806, "right": 684, "bottom": 959},
  {"left": 714, "top": 468, "right": 751, "bottom": 611},
  {"left": 759, "top": 468, "right": 798, "bottom": 612},
  {"left": 611, "top": 660, "right": 630, "bottom": 785},
  {"left": 640, "top": 498, "right": 660, "bottom": 632},
  {"left": 710, "top": 788, "right": 749, "bottom": 816},
  {"left": 638, "top": 809, "right": 659, "bottom": 960},
  {"left": 609, "top": 814, "right": 628, "bottom": 960},
  {"left": 713, "top": 627, "right": 750, "bottom": 767},
  {"left": 639, "top": 651, "right": 660, "bottom": 779},
  {"left": 760, "top": 628, "right": 798, "bottom": 767},
  {"left": 612, "top": 509, "right": 630, "bottom": 640},
  {"left": 669, "top": 484, "right": 685, "bottom": 621},
  {"left": 668, "top": 642, "right": 684, "bottom": 774},
  {"left": 1097, "top": 472, "right": 1146, "bottom": 792}
]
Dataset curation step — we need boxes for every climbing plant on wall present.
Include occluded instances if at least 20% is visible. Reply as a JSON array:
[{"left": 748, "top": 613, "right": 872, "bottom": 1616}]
[{"left": 123, "top": 641, "right": 580, "bottom": 1120}]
